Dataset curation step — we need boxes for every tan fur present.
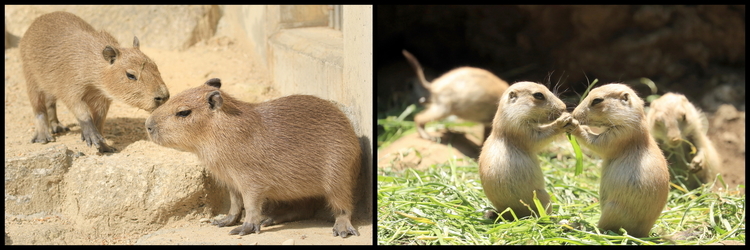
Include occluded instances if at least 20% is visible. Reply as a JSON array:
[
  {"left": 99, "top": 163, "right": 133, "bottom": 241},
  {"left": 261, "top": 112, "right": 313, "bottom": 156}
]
[
  {"left": 568, "top": 83, "right": 669, "bottom": 238},
  {"left": 647, "top": 93, "right": 719, "bottom": 190},
  {"left": 20, "top": 11, "right": 169, "bottom": 153},
  {"left": 403, "top": 50, "right": 509, "bottom": 142},
  {"left": 145, "top": 78, "right": 361, "bottom": 238},
  {"left": 478, "top": 81, "right": 569, "bottom": 221}
]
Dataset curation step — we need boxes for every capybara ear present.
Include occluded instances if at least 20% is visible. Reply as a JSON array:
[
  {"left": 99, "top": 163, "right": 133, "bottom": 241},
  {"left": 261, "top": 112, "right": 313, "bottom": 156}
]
[
  {"left": 133, "top": 36, "right": 140, "bottom": 49},
  {"left": 207, "top": 90, "right": 223, "bottom": 111},
  {"left": 205, "top": 78, "right": 222, "bottom": 89},
  {"left": 102, "top": 46, "right": 118, "bottom": 64}
]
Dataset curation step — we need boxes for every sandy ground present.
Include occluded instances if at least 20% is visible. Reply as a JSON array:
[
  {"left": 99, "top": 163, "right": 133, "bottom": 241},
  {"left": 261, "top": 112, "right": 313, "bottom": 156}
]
[{"left": 4, "top": 36, "right": 373, "bottom": 245}]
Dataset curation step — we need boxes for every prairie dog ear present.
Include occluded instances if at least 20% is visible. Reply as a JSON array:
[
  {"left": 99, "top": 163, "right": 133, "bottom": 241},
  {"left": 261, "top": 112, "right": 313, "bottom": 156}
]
[
  {"left": 207, "top": 90, "right": 223, "bottom": 111},
  {"left": 620, "top": 92, "right": 631, "bottom": 104},
  {"left": 508, "top": 91, "right": 517, "bottom": 103},
  {"left": 133, "top": 36, "right": 140, "bottom": 48}
]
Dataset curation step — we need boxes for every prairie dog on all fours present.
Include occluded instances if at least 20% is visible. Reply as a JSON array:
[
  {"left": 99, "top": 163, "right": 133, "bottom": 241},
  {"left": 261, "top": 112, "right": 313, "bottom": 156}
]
[
  {"left": 402, "top": 50, "right": 509, "bottom": 142},
  {"left": 146, "top": 78, "right": 361, "bottom": 238},
  {"left": 568, "top": 83, "right": 669, "bottom": 238},
  {"left": 20, "top": 11, "right": 170, "bottom": 153},
  {"left": 647, "top": 93, "right": 720, "bottom": 190},
  {"left": 479, "top": 81, "right": 570, "bottom": 221}
]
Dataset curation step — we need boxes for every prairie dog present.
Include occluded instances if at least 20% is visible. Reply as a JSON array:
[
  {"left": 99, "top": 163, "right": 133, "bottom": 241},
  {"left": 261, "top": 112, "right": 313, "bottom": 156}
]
[
  {"left": 568, "top": 83, "right": 669, "bottom": 238},
  {"left": 146, "top": 78, "right": 361, "bottom": 238},
  {"left": 20, "top": 11, "right": 170, "bottom": 153},
  {"left": 402, "top": 50, "right": 509, "bottom": 142},
  {"left": 479, "top": 81, "right": 570, "bottom": 220},
  {"left": 647, "top": 93, "right": 719, "bottom": 190}
]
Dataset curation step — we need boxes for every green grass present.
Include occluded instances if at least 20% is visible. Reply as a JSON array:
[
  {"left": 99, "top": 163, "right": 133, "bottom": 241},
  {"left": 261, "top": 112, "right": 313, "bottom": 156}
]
[{"left": 377, "top": 110, "right": 746, "bottom": 245}]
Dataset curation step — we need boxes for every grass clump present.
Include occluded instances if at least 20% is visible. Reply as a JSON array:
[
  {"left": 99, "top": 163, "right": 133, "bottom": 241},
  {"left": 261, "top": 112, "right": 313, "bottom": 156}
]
[{"left": 377, "top": 105, "right": 745, "bottom": 245}]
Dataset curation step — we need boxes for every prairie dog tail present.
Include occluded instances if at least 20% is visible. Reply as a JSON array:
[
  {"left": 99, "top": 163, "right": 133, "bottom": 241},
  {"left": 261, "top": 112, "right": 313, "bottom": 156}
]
[{"left": 402, "top": 49, "right": 431, "bottom": 90}]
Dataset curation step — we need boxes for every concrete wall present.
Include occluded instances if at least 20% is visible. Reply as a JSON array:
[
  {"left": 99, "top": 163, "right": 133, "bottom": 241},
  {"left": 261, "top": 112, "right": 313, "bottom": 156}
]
[{"left": 203, "top": 4, "right": 375, "bottom": 217}]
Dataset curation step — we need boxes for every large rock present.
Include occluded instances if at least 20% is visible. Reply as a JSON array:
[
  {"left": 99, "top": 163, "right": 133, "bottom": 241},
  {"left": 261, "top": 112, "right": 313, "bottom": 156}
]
[
  {"left": 60, "top": 141, "right": 214, "bottom": 235},
  {"left": 5, "top": 145, "right": 72, "bottom": 216},
  {"left": 4, "top": 5, "right": 220, "bottom": 50}
]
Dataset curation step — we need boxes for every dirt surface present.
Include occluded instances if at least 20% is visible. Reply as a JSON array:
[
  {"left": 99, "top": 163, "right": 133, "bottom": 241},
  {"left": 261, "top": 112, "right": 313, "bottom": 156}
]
[{"left": 5, "top": 36, "right": 373, "bottom": 245}]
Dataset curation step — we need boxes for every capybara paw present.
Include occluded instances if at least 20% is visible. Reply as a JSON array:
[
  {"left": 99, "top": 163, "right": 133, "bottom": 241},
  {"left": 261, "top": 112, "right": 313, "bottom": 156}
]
[
  {"left": 211, "top": 214, "right": 239, "bottom": 227},
  {"left": 228, "top": 222, "right": 261, "bottom": 236},
  {"left": 332, "top": 221, "right": 359, "bottom": 238},
  {"left": 97, "top": 144, "right": 117, "bottom": 153},
  {"left": 31, "top": 133, "right": 55, "bottom": 144},
  {"left": 50, "top": 124, "right": 70, "bottom": 134},
  {"left": 260, "top": 217, "right": 275, "bottom": 227}
]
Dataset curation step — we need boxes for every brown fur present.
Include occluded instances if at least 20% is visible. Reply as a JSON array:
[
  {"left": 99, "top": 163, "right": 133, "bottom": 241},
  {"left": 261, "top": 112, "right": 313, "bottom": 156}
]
[
  {"left": 145, "top": 78, "right": 361, "bottom": 238},
  {"left": 402, "top": 50, "right": 509, "bottom": 142},
  {"left": 20, "top": 11, "right": 169, "bottom": 153},
  {"left": 479, "top": 81, "right": 569, "bottom": 221},
  {"left": 568, "top": 83, "right": 669, "bottom": 238},
  {"left": 647, "top": 93, "right": 719, "bottom": 190}
]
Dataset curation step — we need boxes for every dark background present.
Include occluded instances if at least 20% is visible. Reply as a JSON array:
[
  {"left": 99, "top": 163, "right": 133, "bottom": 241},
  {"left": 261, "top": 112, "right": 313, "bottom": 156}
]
[{"left": 375, "top": 5, "right": 745, "bottom": 116}]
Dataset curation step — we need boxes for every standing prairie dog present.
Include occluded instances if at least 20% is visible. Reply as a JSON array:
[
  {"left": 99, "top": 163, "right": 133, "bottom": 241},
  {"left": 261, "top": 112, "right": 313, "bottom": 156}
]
[
  {"left": 20, "top": 11, "right": 170, "bottom": 153},
  {"left": 146, "top": 78, "right": 361, "bottom": 238},
  {"left": 647, "top": 93, "right": 720, "bottom": 190},
  {"left": 479, "top": 81, "right": 570, "bottom": 221},
  {"left": 402, "top": 50, "right": 509, "bottom": 142},
  {"left": 568, "top": 83, "right": 669, "bottom": 238}
]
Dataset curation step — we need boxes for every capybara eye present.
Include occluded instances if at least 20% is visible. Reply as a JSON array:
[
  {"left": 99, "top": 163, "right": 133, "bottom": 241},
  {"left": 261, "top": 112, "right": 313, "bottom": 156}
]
[
  {"left": 176, "top": 110, "right": 191, "bottom": 117},
  {"left": 533, "top": 92, "right": 545, "bottom": 100},
  {"left": 126, "top": 72, "right": 137, "bottom": 80},
  {"left": 592, "top": 98, "right": 603, "bottom": 106}
]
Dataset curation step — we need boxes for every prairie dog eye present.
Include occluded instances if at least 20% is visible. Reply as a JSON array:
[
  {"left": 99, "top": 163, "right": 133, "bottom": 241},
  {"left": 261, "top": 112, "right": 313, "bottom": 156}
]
[
  {"left": 591, "top": 98, "right": 603, "bottom": 106},
  {"left": 533, "top": 92, "right": 545, "bottom": 100}
]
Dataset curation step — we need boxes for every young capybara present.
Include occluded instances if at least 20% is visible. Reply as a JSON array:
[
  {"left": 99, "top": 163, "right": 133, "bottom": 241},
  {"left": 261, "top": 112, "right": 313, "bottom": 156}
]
[
  {"left": 145, "top": 78, "right": 361, "bottom": 238},
  {"left": 20, "top": 11, "right": 170, "bottom": 153}
]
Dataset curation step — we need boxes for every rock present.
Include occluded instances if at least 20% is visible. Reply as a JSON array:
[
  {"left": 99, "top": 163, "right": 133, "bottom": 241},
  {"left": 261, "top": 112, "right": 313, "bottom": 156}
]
[
  {"left": 282, "top": 239, "right": 295, "bottom": 245},
  {"left": 5, "top": 145, "right": 72, "bottom": 215},
  {"left": 4, "top": 5, "right": 220, "bottom": 50},
  {"left": 60, "top": 141, "right": 211, "bottom": 235}
]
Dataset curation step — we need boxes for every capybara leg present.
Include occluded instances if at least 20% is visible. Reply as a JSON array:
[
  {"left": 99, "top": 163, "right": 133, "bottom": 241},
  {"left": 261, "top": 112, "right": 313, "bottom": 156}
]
[
  {"left": 90, "top": 98, "right": 111, "bottom": 136},
  {"left": 45, "top": 97, "right": 69, "bottom": 134},
  {"left": 229, "top": 192, "right": 265, "bottom": 235},
  {"left": 332, "top": 210, "right": 358, "bottom": 238},
  {"left": 327, "top": 191, "right": 358, "bottom": 237},
  {"left": 414, "top": 105, "right": 449, "bottom": 140},
  {"left": 212, "top": 188, "right": 243, "bottom": 227},
  {"left": 72, "top": 102, "right": 115, "bottom": 153},
  {"left": 28, "top": 89, "right": 54, "bottom": 143}
]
